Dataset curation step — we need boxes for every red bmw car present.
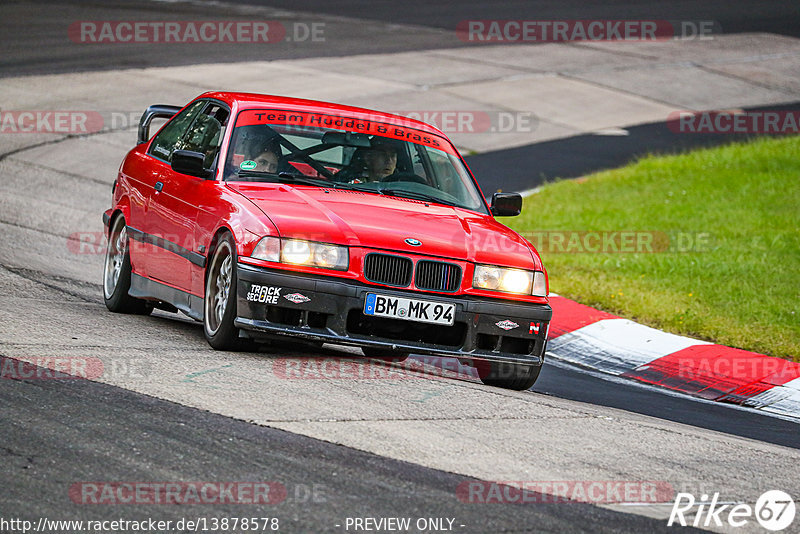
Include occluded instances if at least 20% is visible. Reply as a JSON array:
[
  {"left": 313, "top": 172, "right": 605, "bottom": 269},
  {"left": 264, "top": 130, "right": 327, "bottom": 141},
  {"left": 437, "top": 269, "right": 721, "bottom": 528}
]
[{"left": 103, "top": 92, "right": 552, "bottom": 390}]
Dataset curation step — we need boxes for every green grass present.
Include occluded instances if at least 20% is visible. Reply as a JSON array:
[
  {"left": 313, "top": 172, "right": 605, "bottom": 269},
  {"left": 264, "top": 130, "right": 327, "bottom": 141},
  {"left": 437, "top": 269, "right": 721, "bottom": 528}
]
[{"left": 503, "top": 136, "right": 800, "bottom": 361}]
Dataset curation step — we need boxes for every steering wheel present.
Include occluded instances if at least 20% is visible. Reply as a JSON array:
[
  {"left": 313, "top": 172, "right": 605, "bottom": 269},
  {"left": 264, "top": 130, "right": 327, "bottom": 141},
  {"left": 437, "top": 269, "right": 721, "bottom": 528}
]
[{"left": 380, "top": 172, "right": 427, "bottom": 185}]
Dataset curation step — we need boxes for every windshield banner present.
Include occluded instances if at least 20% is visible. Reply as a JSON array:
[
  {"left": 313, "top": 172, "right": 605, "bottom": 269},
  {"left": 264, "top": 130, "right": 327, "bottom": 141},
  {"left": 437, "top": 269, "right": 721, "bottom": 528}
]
[{"left": 235, "top": 109, "right": 454, "bottom": 153}]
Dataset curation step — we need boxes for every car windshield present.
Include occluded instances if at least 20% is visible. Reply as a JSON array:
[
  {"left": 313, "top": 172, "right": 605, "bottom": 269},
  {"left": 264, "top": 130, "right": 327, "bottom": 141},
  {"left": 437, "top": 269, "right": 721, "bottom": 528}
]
[{"left": 223, "top": 109, "right": 487, "bottom": 212}]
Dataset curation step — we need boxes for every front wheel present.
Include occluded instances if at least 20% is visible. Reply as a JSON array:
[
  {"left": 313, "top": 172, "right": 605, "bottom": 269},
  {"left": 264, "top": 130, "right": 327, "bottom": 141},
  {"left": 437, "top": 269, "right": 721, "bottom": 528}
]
[
  {"left": 478, "top": 361, "right": 542, "bottom": 391},
  {"left": 103, "top": 215, "right": 152, "bottom": 315},
  {"left": 204, "top": 233, "right": 243, "bottom": 350}
]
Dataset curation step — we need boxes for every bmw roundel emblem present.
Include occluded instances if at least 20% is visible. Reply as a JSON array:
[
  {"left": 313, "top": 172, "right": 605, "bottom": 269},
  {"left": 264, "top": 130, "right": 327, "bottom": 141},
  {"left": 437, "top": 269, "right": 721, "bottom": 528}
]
[{"left": 404, "top": 238, "right": 422, "bottom": 246}]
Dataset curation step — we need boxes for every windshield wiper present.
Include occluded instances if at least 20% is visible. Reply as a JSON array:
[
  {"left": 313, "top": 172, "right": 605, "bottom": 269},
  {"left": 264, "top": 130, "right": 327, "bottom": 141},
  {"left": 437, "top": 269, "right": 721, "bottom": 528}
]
[
  {"left": 277, "top": 172, "right": 332, "bottom": 186},
  {"left": 378, "top": 188, "right": 458, "bottom": 207},
  {"left": 276, "top": 174, "right": 383, "bottom": 192},
  {"left": 234, "top": 170, "right": 330, "bottom": 187},
  {"left": 234, "top": 172, "right": 457, "bottom": 206},
  {"left": 330, "top": 182, "right": 380, "bottom": 193}
]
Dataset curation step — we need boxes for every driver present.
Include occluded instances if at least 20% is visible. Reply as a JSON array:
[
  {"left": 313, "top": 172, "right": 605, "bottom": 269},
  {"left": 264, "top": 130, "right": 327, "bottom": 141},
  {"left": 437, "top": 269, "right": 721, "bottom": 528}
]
[
  {"left": 336, "top": 138, "right": 400, "bottom": 183},
  {"left": 362, "top": 140, "right": 398, "bottom": 182}
]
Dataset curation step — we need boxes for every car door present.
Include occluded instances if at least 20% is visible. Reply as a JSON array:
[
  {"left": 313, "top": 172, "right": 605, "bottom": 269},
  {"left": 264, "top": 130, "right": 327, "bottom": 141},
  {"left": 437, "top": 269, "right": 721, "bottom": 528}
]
[
  {"left": 145, "top": 101, "right": 228, "bottom": 298},
  {"left": 131, "top": 100, "right": 204, "bottom": 280}
]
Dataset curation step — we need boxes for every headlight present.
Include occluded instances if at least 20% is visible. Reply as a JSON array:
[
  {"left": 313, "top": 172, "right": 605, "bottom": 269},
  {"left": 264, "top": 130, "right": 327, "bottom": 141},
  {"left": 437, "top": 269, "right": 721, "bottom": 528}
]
[
  {"left": 313, "top": 243, "right": 344, "bottom": 269},
  {"left": 281, "top": 239, "right": 312, "bottom": 265},
  {"left": 250, "top": 237, "right": 348, "bottom": 271},
  {"left": 473, "top": 265, "right": 546, "bottom": 296}
]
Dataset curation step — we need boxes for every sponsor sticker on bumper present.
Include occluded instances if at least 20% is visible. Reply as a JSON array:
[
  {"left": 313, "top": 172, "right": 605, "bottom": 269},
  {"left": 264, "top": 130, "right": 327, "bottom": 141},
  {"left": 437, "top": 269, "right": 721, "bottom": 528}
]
[
  {"left": 246, "top": 284, "right": 281, "bottom": 304},
  {"left": 364, "top": 293, "right": 455, "bottom": 326},
  {"left": 283, "top": 292, "right": 311, "bottom": 304}
]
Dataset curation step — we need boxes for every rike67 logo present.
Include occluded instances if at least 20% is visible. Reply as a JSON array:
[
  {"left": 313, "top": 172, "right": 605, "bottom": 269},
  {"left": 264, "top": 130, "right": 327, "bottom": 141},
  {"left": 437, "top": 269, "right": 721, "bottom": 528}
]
[{"left": 668, "top": 490, "right": 795, "bottom": 531}]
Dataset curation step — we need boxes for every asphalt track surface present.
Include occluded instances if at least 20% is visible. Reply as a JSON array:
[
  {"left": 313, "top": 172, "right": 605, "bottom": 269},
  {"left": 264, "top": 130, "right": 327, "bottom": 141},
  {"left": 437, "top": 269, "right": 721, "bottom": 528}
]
[
  {"left": 237, "top": 0, "right": 800, "bottom": 38},
  {"left": 2, "top": 1, "right": 800, "bottom": 532},
  {"left": 1, "top": 359, "right": 698, "bottom": 533},
  {"left": 0, "top": 0, "right": 461, "bottom": 77},
  {"left": 2, "top": 0, "right": 800, "bottom": 77}
]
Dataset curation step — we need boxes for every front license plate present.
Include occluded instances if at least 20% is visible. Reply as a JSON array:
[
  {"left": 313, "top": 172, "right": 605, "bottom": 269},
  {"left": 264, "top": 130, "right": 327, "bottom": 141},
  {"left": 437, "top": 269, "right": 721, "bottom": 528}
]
[{"left": 363, "top": 293, "right": 455, "bottom": 326}]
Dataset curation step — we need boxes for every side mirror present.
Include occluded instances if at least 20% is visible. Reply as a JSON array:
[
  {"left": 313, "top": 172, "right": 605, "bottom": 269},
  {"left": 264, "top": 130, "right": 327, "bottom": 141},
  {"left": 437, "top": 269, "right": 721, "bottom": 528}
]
[
  {"left": 171, "top": 150, "right": 211, "bottom": 179},
  {"left": 490, "top": 192, "right": 523, "bottom": 217},
  {"left": 137, "top": 104, "right": 181, "bottom": 145}
]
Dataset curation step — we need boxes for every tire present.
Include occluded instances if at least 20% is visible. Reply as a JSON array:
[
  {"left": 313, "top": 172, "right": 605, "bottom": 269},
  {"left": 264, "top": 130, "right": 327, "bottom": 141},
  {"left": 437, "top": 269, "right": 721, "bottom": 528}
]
[
  {"left": 361, "top": 346, "right": 409, "bottom": 363},
  {"left": 204, "top": 233, "right": 243, "bottom": 350},
  {"left": 478, "top": 361, "right": 542, "bottom": 391},
  {"left": 103, "top": 215, "right": 152, "bottom": 315}
]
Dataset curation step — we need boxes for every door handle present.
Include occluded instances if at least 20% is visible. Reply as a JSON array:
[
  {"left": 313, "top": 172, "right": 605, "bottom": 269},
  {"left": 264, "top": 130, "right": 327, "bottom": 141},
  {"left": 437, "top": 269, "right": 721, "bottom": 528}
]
[{"left": 154, "top": 181, "right": 163, "bottom": 193}]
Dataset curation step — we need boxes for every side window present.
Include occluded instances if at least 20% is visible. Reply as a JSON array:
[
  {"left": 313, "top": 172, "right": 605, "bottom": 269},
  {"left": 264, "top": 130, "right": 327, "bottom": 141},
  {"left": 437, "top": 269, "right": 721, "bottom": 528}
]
[
  {"left": 181, "top": 103, "right": 229, "bottom": 169},
  {"left": 148, "top": 100, "right": 205, "bottom": 162}
]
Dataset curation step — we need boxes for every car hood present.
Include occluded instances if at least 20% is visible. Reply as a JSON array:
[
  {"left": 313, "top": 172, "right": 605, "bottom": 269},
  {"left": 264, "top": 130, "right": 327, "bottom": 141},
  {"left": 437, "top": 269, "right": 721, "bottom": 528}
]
[{"left": 229, "top": 184, "right": 540, "bottom": 269}]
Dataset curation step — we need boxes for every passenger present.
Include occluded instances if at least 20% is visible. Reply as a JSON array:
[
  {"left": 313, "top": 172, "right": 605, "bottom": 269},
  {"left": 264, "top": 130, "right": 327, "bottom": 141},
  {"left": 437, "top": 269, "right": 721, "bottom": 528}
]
[
  {"left": 252, "top": 147, "right": 279, "bottom": 173},
  {"left": 235, "top": 127, "right": 282, "bottom": 174}
]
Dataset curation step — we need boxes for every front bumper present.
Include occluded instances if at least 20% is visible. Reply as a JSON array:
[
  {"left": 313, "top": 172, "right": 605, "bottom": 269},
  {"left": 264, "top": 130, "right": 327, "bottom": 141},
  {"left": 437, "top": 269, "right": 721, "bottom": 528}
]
[{"left": 235, "top": 263, "right": 552, "bottom": 365}]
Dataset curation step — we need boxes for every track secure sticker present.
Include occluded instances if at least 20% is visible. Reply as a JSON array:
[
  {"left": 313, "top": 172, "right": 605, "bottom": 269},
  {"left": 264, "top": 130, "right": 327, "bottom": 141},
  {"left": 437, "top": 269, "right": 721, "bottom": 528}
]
[
  {"left": 246, "top": 284, "right": 281, "bottom": 304},
  {"left": 240, "top": 160, "right": 257, "bottom": 170}
]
